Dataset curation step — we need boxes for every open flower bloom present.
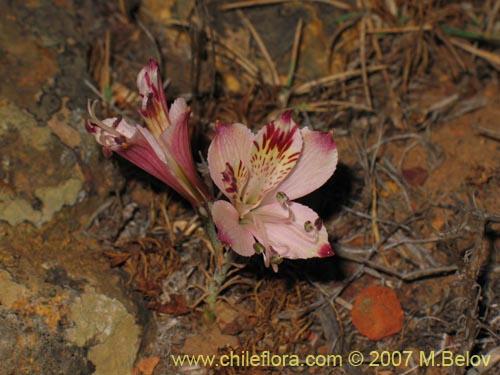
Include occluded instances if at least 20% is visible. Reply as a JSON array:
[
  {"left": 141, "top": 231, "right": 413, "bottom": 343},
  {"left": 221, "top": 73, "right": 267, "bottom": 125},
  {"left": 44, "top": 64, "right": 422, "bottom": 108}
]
[
  {"left": 208, "top": 111, "right": 338, "bottom": 270},
  {"left": 86, "top": 59, "right": 210, "bottom": 208}
]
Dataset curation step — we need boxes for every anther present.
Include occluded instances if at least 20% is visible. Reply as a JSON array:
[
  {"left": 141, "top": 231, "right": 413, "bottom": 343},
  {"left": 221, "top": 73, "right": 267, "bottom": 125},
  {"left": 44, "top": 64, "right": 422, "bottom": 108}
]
[
  {"left": 253, "top": 242, "right": 265, "bottom": 254},
  {"left": 303, "top": 220, "right": 319, "bottom": 242},
  {"left": 112, "top": 116, "right": 122, "bottom": 128},
  {"left": 304, "top": 221, "right": 314, "bottom": 233},
  {"left": 276, "top": 191, "right": 290, "bottom": 207},
  {"left": 115, "top": 136, "right": 127, "bottom": 145},
  {"left": 275, "top": 191, "right": 296, "bottom": 221},
  {"left": 86, "top": 100, "right": 123, "bottom": 138},
  {"left": 270, "top": 254, "right": 283, "bottom": 265}
]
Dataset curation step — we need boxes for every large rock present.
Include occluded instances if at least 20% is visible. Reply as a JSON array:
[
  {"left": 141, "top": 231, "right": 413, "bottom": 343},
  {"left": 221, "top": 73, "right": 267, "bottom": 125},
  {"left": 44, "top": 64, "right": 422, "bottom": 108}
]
[
  {"left": 0, "top": 1, "right": 142, "bottom": 374},
  {"left": 0, "top": 0, "right": 123, "bottom": 227}
]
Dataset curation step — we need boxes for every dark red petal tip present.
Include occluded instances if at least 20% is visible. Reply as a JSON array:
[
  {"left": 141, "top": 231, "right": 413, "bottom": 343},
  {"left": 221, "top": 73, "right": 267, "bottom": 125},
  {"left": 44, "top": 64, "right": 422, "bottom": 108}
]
[
  {"left": 280, "top": 110, "right": 293, "bottom": 123},
  {"left": 217, "top": 228, "right": 231, "bottom": 247},
  {"left": 148, "top": 58, "right": 159, "bottom": 68},
  {"left": 319, "top": 243, "right": 334, "bottom": 258},
  {"left": 84, "top": 121, "right": 96, "bottom": 133}
]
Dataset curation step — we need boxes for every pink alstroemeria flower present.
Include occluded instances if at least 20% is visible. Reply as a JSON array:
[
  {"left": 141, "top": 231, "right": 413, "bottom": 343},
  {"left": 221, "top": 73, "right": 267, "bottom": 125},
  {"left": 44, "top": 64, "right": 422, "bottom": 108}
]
[
  {"left": 86, "top": 59, "right": 210, "bottom": 208},
  {"left": 207, "top": 111, "right": 338, "bottom": 270}
]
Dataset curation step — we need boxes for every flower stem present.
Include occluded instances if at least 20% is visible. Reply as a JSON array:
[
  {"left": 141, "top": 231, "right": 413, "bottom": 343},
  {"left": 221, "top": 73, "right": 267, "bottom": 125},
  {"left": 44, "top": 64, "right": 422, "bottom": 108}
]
[{"left": 203, "top": 205, "right": 234, "bottom": 320}]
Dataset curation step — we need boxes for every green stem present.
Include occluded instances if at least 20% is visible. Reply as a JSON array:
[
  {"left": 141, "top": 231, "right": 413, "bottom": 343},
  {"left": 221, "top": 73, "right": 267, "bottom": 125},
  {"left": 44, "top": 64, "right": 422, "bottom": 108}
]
[{"left": 202, "top": 204, "right": 235, "bottom": 320}]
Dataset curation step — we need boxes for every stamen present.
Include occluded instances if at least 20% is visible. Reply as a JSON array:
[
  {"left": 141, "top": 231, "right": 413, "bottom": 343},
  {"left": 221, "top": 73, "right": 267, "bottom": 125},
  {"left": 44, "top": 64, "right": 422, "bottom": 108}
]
[
  {"left": 304, "top": 220, "right": 314, "bottom": 232},
  {"left": 253, "top": 242, "right": 265, "bottom": 254},
  {"left": 87, "top": 100, "right": 123, "bottom": 138},
  {"left": 276, "top": 191, "right": 289, "bottom": 207},
  {"left": 251, "top": 209, "right": 319, "bottom": 251},
  {"left": 271, "top": 254, "right": 283, "bottom": 265},
  {"left": 271, "top": 263, "right": 279, "bottom": 273},
  {"left": 303, "top": 220, "right": 319, "bottom": 242},
  {"left": 253, "top": 210, "right": 293, "bottom": 225},
  {"left": 112, "top": 116, "right": 122, "bottom": 128},
  {"left": 275, "top": 191, "right": 295, "bottom": 221},
  {"left": 115, "top": 136, "right": 127, "bottom": 145}
]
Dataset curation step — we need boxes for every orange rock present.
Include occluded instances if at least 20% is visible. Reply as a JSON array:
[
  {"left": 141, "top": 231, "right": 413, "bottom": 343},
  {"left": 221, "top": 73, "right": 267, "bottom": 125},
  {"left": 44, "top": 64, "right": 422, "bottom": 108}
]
[
  {"left": 351, "top": 286, "right": 404, "bottom": 340},
  {"left": 133, "top": 357, "right": 160, "bottom": 375}
]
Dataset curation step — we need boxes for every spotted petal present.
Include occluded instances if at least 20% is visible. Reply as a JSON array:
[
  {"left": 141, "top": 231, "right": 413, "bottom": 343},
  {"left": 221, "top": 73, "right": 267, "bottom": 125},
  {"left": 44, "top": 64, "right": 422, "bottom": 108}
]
[
  {"left": 243, "top": 111, "right": 303, "bottom": 206},
  {"left": 207, "top": 123, "right": 253, "bottom": 205},
  {"left": 137, "top": 59, "right": 170, "bottom": 138},
  {"left": 263, "top": 127, "right": 338, "bottom": 204}
]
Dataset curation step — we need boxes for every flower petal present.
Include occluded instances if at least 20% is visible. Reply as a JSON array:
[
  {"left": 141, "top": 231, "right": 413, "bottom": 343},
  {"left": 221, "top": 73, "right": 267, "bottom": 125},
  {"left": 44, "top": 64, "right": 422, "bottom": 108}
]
[
  {"left": 113, "top": 126, "right": 201, "bottom": 206},
  {"left": 212, "top": 200, "right": 256, "bottom": 257},
  {"left": 251, "top": 202, "right": 334, "bottom": 260},
  {"left": 244, "top": 111, "right": 303, "bottom": 206},
  {"left": 207, "top": 123, "right": 253, "bottom": 203},
  {"left": 92, "top": 117, "right": 202, "bottom": 206},
  {"left": 264, "top": 127, "right": 338, "bottom": 204},
  {"left": 89, "top": 116, "right": 135, "bottom": 150},
  {"left": 168, "top": 97, "right": 189, "bottom": 127},
  {"left": 137, "top": 59, "right": 170, "bottom": 138},
  {"left": 159, "top": 101, "right": 210, "bottom": 202}
]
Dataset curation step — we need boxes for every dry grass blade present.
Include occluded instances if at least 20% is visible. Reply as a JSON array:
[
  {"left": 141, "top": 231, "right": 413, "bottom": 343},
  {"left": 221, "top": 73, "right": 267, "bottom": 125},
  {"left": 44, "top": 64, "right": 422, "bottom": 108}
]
[
  {"left": 335, "top": 245, "right": 458, "bottom": 281},
  {"left": 436, "top": 29, "right": 468, "bottom": 72},
  {"left": 285, "top": 18, "right": 303, "bottom": 89},
  {"left": 367, "top": 25, "right": 433, "bottom": 34},
  {"left": 371, "top": 179, "right": 380, "bottom": 244},
  {"left": 213, "top": 42, "right": 260, "bottom": 78},
  {"left": 102, "top": 30, "right": 111, "bottom": 95},
  {"left": 364, "top": 14, "right": 405, "bottom": 128},
  {"left": 473, "top": 125, "right": 500, "bottom": 140},
  {"left": 218, "top": 0, "right": 352, "bottom": 11},
  {"left": 238, "top": 10, "right": 280, "bottom": 86},
  {"left": 301, "top": 100, "right": 373, "bottom": 112},
  {"left": 449, "top": 37, "right": 500, "bottom": 70},
  {"left": 292, "top": 64, "right": 385, "bottom": 95},
  {"left": 145, "top": 16, "right": 260, "bottom": 80},
  {"left": 359, "top": 16, "right": 373, "bottom": 110},
  {"left": 486, "top": 0, "right": 500, "bottom": 34},
  {"left": 137, "top": 20, "right": 162, "bottom": 66},
  {"left": 280, "top": 18, "right": 303, "bottom": 107}
]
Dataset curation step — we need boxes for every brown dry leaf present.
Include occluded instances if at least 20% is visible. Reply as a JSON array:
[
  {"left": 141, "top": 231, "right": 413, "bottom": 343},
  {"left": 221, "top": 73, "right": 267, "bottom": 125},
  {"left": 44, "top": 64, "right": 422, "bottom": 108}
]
[
  {"left": 135, "top": 279, "right": 162, "bottom": 298},
  {"left": 402, "top": 167, "right": 429, "bottom": 187},
  {"left": 346, "top": 236, "right": 371, "bottom": 247},
  {"left": 351, "top": 286, "right": 404, "bottom": 340},
  {"left": 150, "top": 293, "right": 190, "bottom": 316},
  {"left": 133, "top": 356, "right": 160, "bottom": 375},
  {"left": 215, "top": 301, "right": 244, "bottom": 335},
  {"left": 104, "top": 252, "right": 132, "bottom": 267}
]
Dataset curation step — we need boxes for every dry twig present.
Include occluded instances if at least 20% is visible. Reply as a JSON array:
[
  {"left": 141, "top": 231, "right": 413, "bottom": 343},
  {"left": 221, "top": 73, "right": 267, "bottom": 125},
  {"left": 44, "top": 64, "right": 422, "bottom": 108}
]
[
  {"left": 218, "top": 0, "right": 352, "bottom": 11},
  {"left": 238, "top": 10, "right": 280, "bottom": 86}
]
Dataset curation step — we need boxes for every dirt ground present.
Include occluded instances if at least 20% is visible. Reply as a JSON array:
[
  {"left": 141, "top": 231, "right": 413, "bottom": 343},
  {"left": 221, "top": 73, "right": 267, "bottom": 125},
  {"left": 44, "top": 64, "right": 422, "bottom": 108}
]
[{"left": 1, "top": 1, "right": 499, "bottom": 374}]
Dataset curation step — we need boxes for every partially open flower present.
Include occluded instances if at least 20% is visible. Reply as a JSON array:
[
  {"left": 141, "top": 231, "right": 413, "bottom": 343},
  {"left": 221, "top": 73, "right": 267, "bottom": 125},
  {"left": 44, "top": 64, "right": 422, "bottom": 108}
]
[
  {"left": 207, "top": 111, "right": 338, "bottom": 270},
  {"left": 86, "top": 59, "right": 210, "bottom": 208}
]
